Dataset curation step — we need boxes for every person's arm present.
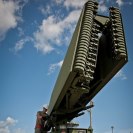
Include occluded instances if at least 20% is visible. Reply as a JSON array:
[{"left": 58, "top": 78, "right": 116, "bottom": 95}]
[{"left": 36, "top": 111, "right": 42, "bottom": 125}]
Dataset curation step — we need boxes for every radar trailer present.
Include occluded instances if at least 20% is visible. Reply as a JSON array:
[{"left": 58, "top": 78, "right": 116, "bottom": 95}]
[{"left": 41, "top": 0, "right": 128, "bottom": 132}]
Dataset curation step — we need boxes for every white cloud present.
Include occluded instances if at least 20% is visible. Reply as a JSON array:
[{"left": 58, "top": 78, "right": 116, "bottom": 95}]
[
  {"left": 54, "top": 0, "right": 64, "bottom": 5},
  {"left": 0, "top": 117, "right": 17, "bottom": 133},
  {"left": 0, "top": 127, "right": 9, "bottom": 133},
  {"left": 17, "top": 27, "right": 25, "bottom": 37},
  {"left": 0, "top": 117, "right": 17, "bottom": 128},
  {"left": 116, "top": 0, "right": 124, "bottom": 7},
  {"left": 0, "top": 0, "right": 27, "bottom": 41},
  {"left": 128, "top": 2, "right": 132, "bottom": 5},
  {"left": 10, "top": 36, "right": 33, "bottom": 53},
  {"left": 114, "top": 70, "right": 127, "bottom": 80},
  {"left": 48, "top": 60, "right": 63, "bottom": 75},
  {"left": 34, "top": 10, "right": 80, "bottom": 54},
  {"left": 0, "top": 117, "right": 26, "bottom": 133},
  {"left": 64, "top": 0, "right": 87, "bottom": 9},
  {"left": 39, "top": 5, "right": 52, "bottom": 15},
  {"left": 64, "top": 0, "right": 108, "bottom": 13},
  {"left": 98, "top": 0, "right": 108, "bottom": 13},
  {"left": 0, "top": 0, "right": 18, "bottom": 40},
  {"left": 63, "top": 10, "right": 81, "bottom": 26},
  {"left": 116, "top": 0, "right": 132, "bottom": 7}
]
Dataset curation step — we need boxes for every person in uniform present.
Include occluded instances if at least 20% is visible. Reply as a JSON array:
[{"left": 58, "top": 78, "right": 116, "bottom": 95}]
[{"left": 35, "top": 105, "right": 48, "bottom": 133}]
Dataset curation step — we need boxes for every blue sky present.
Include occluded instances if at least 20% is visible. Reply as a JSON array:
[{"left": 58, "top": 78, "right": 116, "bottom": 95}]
[{"left": 0, "top": 0, "right": 133, "bottom": 133}]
